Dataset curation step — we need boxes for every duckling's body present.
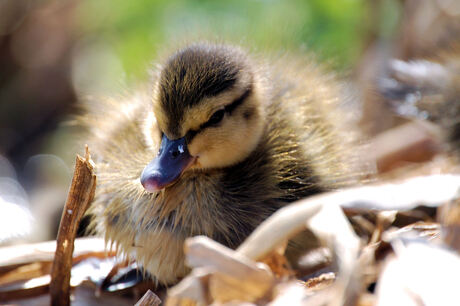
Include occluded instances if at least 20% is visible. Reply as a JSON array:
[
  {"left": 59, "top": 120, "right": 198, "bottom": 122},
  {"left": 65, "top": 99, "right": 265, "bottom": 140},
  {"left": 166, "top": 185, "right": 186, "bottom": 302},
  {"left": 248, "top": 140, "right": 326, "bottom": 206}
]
[{"left": 82, "top": 43, "right": 356, "bottom": 284}]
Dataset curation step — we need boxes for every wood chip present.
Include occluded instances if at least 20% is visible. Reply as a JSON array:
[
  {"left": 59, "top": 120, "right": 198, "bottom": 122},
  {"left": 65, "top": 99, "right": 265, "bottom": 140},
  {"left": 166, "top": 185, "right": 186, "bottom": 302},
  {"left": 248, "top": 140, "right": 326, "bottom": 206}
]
[
  {"left": 185, "top": 236, "right": 273, "bottom": 284},
  {"left": 184, "top": 236, "right": 274, "bottom": 303},
  {"left": 166, "top": 269, "right": 211, "bottom": 305},
  {"left": 304, "top": 272, "right": 336, "bottom": 291}
]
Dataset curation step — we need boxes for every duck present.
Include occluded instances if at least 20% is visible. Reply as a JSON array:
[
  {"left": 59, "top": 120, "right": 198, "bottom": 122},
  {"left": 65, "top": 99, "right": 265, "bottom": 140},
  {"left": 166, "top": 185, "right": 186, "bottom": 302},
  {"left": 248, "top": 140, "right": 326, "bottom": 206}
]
[{"left": 81, "top": 42, "right": 359, "bottom": 284}]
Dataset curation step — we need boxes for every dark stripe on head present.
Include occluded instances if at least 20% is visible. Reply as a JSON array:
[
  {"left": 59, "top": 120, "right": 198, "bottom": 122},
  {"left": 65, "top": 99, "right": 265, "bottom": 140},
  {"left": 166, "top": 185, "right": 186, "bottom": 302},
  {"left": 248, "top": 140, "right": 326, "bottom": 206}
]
[
  {"left": 225, "top": 85, "right": 252, "bottom": 115},
  {"left": 159, "top": 44, "right": 244, "bottom": 135},
  {"left": 184, "top": 84, "right": 253, "bottom": 144},
  {"left": 185, "top": 129, "right": 198, "bottom": 145}
]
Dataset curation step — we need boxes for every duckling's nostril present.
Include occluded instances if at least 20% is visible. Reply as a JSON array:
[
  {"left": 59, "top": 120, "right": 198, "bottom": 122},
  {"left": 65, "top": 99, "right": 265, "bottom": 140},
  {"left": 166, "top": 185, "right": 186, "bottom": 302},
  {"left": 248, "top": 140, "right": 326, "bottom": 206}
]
[{"left": 171, "top": 150, "right": 180, "bottom": 158}]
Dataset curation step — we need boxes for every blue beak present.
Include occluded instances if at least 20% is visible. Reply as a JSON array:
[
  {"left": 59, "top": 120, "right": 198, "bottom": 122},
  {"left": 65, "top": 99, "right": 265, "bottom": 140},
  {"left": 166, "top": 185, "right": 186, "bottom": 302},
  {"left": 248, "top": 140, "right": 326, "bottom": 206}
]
[{"left": 140, "top": 134, "right": 194, "bottom": 192}]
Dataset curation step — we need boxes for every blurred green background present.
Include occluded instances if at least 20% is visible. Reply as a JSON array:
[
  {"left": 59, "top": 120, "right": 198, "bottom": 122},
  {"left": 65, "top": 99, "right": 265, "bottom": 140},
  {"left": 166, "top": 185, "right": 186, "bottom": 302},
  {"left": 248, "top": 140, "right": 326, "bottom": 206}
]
[{"left": 76, "top": 0, "right": 373, "bottom": 81}]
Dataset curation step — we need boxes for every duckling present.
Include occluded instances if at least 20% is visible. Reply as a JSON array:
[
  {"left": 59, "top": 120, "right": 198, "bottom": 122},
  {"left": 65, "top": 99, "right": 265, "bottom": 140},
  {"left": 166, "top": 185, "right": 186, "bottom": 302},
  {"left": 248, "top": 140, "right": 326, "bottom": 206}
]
[{"left": 81, "top": 42, "right": 358, "bottom": 284}]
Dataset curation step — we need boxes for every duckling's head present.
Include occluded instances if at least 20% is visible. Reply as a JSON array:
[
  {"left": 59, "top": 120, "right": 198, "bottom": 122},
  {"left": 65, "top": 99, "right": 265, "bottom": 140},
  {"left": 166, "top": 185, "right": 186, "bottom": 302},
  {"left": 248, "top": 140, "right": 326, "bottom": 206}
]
[{"left": 141, "top": 43, "right": 266, "bottom": 192}]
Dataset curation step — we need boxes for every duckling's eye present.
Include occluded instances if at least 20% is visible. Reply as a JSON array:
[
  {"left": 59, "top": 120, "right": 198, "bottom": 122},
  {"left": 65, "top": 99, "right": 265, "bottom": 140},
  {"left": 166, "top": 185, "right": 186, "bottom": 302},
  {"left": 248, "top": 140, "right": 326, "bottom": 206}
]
[{"left": 206, "top": 109, "right": 225, "bottom": 126}]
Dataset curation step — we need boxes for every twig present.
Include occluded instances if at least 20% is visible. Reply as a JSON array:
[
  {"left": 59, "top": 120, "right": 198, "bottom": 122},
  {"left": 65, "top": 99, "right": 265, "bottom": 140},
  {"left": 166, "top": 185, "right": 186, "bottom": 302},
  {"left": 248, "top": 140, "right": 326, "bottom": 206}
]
[{"left": 49, "top": 146, "right": 96, "bottom": 306}]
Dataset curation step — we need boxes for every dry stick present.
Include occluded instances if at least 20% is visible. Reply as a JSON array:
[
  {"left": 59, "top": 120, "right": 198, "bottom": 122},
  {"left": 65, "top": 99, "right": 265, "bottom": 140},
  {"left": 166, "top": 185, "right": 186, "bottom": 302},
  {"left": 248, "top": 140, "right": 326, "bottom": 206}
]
[{"left": 50, "top": 147, "right": 96, "bottom": 306}]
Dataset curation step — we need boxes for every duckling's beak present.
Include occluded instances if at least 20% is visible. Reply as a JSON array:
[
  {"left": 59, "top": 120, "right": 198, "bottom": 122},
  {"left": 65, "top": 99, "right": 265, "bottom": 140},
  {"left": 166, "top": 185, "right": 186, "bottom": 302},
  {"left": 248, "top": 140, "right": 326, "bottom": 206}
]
[{"left": 140, "top": 134, "right": 194, "bottom": 192}]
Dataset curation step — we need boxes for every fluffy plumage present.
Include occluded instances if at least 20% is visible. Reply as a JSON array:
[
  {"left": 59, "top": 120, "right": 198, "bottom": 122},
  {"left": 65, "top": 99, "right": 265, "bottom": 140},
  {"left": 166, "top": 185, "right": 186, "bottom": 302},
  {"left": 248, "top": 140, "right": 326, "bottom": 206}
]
[{"left": 81, "top": 42, "right": 358, "bottom": 284}]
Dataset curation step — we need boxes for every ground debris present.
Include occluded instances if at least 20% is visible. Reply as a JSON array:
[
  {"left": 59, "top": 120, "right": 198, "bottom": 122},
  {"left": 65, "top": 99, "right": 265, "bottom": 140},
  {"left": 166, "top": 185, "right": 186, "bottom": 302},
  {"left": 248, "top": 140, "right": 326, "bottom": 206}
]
[
  {"left": 2, "top": 150, "right": 460, "bottom": 305},
  {"left": 165, "top": 174, "right": 460, "bottom": 305}
]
